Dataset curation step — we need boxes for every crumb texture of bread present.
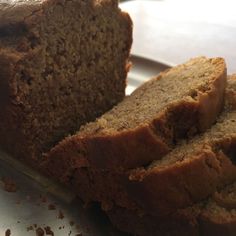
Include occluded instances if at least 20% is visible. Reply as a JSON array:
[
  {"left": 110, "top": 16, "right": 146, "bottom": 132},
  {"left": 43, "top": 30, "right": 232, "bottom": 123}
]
[{"left": 0, "top": 0, "right": 132, "bottom": 163}]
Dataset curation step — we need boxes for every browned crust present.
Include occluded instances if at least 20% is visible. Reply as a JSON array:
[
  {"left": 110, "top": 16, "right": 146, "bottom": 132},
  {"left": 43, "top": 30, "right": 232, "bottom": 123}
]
[
  {"left": 42, "top": 114, "right": 171, "bottom": 178},
  {"left": 197, "top": 61, "right": 226, "bottom": 131},
  {"left": 82, "top": 125, "right": 170, "bottom": 169},
  {"left": 0, "top": 50, "right": 20, "bottom": 108},
  {"left": 0, "top": 50, "right": 30, "bottom": 161}
]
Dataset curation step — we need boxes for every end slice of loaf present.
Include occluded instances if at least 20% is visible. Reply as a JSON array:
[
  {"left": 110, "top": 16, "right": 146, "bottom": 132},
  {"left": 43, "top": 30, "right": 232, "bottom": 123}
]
[
  {"left": 0, "top": 0, "right": 132, "bottom": 163},
  {"left": 107, "top": 181, "right": 236, "bottom": 236},
  {"left": 43, "top": 57, "right": 227, "bottom": 175}
]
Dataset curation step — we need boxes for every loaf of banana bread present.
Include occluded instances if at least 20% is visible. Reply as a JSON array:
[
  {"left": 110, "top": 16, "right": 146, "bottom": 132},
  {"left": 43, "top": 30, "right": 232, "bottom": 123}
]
[{"left": 0, "top": 0, "right": 132, "bottom": 164}]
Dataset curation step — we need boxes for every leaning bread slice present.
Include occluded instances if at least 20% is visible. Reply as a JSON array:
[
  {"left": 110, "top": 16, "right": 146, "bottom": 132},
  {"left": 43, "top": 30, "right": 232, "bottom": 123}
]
[
  {"left": 43, "top": 57, "right": 226, "bottom": 173},
  {"left": 107, "top": 182, "right": 236, "bottom": 236}
]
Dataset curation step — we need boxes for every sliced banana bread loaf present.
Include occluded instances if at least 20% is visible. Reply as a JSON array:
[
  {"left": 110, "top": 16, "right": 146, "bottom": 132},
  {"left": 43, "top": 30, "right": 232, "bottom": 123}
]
[
  {"left": 0, "top": 0, "right": 132, "bottom": 163},
  {"left": 43, "top": 57, "right": 227, "bottom": 176},
  {"left": 42, "top": 75, "right": 236, "bottom": 217},
  {"left": 107, "top": 181, "right": 236, "bottom": 236}
]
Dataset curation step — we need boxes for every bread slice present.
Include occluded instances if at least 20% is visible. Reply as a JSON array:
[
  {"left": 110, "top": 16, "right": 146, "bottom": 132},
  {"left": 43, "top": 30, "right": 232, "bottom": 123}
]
[
  {"left": 107, "top": 182, "right": 236, "bottom": 236},
  {"left": 43, "top": 57, "right": 226, "bottom": 176},
  {"left": 0, "top": 0, "right": 132, "bottom": 163},
  {"left": 42, "top": 75, "right": 236, "bottom": 216}
]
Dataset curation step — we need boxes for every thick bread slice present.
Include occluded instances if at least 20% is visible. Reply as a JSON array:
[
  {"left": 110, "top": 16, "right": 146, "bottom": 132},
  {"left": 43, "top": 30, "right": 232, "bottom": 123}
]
[
  {"left": 44, "top": 57, "right": 226, "bottom": 174},
  {"left": 0, "top": 0, "right": 132, "bottom": 163},
  {"left": 107, "top": 182, "right": 236, "bottom": 236},
  {"left": 42, "top": 75, "right": 236, "bottom": 217}
]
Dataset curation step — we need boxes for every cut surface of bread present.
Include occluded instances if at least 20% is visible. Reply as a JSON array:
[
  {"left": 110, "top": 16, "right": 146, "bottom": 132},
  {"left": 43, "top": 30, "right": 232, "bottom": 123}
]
[
  {"left": 44, "top": 57, "right": 227, "bottom": 176},
  {"left": 107, "top": 181, "right": 236, "bottom": 236},
  {"left": 0, "top": 0, "right": 132, "bottom": 163}
]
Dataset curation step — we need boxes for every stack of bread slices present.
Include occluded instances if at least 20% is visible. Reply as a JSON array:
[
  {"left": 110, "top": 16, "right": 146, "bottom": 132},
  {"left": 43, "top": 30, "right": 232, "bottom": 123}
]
[{"left": 42, "top": 57, "right": 236, "bottom": 235}]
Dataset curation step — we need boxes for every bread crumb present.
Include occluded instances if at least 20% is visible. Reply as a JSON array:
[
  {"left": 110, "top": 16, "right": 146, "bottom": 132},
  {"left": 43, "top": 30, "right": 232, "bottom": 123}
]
[
  {"left": 69, "top": 221, "right": 74, "bottom": 226},
  {"left": 44, "top": 226, "right": 54, "bottom": 235},
  {"left": 40, "top": 195, "right": 47, "bottom": 203},
  {"left": 27, "top": 226, "right": 33, "bottom": 231},
  {"left": 48, "top": 204, "right": 56, "bottom": 210},
  {"left": 5, "top": 229, "right": 11, "bottom": 236},
  {"left": 58, "top": 210, "right": 64, "bottom": 219},
  {"left": 2, "top": 177, "right": 17, "bottom": 192},
  {"left": 36, "top": 227, "right": 45, "bottom": 236}
]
